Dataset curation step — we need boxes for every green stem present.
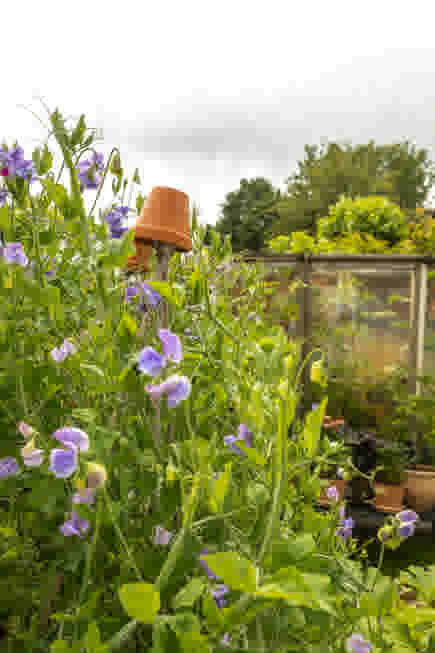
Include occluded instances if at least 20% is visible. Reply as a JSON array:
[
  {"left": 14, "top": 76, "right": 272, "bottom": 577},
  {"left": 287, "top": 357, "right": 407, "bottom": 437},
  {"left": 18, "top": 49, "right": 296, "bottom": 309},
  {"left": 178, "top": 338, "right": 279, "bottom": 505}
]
[
  {"left": 103, "top": 488, "right": 144, "bottom": 582},
  {"left": 107, "top": 475, "right": 201, "bottom": 652},
  {"left": 88, "top": 148, "right": 120, "bottom": 220}
]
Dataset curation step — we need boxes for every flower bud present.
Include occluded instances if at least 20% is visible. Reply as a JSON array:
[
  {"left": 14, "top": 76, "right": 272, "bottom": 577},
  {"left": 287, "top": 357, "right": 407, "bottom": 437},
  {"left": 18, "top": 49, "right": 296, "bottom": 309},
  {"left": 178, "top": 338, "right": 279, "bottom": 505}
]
[
  {"left": 310, "top": 360, "right": 326, "bottom": 386},
  {"left": 86, "top": 463, "right": 107, "bottom": 489},
  {"left": 18, "top": 421, "right": 35, "bottom": 439}
]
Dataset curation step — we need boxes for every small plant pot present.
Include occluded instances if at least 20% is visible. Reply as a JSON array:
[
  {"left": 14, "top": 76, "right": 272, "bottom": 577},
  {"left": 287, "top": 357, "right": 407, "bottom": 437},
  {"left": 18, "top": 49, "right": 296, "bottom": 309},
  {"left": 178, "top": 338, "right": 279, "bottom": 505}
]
[
  {"left": 318, "top": 479, "right": 348, "bottom": 506},
  {"left": 374, "top": 482, "right": 405, "bottom": 513},
  {"left": 406, "top": 466, "right": 435, "bottom": 513}
]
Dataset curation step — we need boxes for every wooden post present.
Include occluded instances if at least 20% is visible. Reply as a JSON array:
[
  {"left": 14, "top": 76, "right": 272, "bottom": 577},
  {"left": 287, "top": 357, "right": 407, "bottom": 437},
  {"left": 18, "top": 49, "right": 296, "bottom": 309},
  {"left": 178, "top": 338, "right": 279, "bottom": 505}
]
[
  {"left": 154, "top": 242, "right": 174, "bottom": 330},
  {"left": 296, "top": 255, "right": 313, "bottom": 413},
  {"left": 408, "top": 263, "right": 428, "bottom": 456}
]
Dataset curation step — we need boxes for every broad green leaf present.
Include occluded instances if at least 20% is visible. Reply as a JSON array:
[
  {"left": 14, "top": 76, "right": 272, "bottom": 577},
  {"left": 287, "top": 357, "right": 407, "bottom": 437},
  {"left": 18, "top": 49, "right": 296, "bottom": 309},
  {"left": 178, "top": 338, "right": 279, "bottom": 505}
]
[
  {"left": 50, "top": 642, "right": 71, "bottom": 653},
  {"left": 119, "top": 582, "right": 160, "bottom": 623},
  {"left": 201, "top": 553, "right": 257, "bottom": 593},
  {"left": 301, "top": 397, "right": 327, "bottom": 457},
  {"left": 209, "top": 465, "right": 231, "bottom": 513},
  {"left": 173, "top": 578, "right": 206, "bottom": 610}
]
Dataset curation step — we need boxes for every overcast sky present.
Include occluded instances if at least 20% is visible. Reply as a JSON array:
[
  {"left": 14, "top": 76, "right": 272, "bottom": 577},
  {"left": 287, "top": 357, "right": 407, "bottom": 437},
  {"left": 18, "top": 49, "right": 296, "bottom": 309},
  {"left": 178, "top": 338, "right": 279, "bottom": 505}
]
[{"left": 3, "top": 0, "right": 435, "bottom": 224}]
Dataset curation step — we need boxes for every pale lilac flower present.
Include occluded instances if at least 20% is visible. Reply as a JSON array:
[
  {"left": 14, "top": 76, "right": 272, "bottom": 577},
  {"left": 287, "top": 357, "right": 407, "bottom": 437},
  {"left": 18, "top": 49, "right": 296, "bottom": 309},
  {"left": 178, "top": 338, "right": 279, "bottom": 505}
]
[
  {"left": 50, "top": 447, "right": 78, "bottom": 479},
  {"left": 138, "top": 347, "right": 166, "bottom": 376},
  {"left": 220, "top": 633, "right": 230, "bottom": 647},
  {"left": 153, "top": 525, "right": 173, "bottom": 546},
  {"left": 18, "top": 421, "right": 35, "bottom": 439},
  {"left": 211, "top": 585, "right": 230, "bottom": 609},
  {"left": 0, "top": 457, "right": 19, "bottom": 479},
  {"left": 22, "top": 448, "right": 44, "bottom": 468},
  {"left": 158, "top": 329, "right": 182, "bottom": 363},
  {"left": 72, "top": 488, "right": 95, "bottom": 505},
  {"left": 60, "top": 512, "right": 89, "bottom": 537},
  {"left": 50, "top": 339, "right": 77, "bottom": 363},
  {"left": 337, "top": 467, "right": 345, "bottom": 479},
  {"left": 105, "top": 206, "right": 130, "bottom": 239},
  {"left": 76, "top": 152, "right": 104, "bottom": 190},
  {"left": 146, "top": 375, "right": 191, "bottom": 408},
  {"left": 53, "top": 427, "right": 89, "bottom": 452},
  {"left": 397, "top": 510, "right": 419, "bottom": 539},
  {"left": 224, "top": 424, "right": 253, "bottom": 455},
  {"left": 346, "top": 633, "right": 372, "bottom": 653},
  {"left": 327, "top": 485, "right": 339, "bottom": 502},
  {"left": 398, "top": 522, "right": 415, "bottom": 538},
  {"left": 200, "top": 549, "right": 219, "bottom": 580},
  {"left": 4, "top": 242, "right": 28, "bottom": 267},
  {"left": 0, "top": 189, "right": 7, "bottom": 206},
  {"left": 142, "top": 282, "right": 161, "bottom": 307},
  {"left": 0, "top": 146, "right": 36, "bottom": 183},
  {"left": 337, "top": 516, "right": 355, "bottom": 539},
  {"left": 125, "top": 285, "right": 139, "bottom": 302}
]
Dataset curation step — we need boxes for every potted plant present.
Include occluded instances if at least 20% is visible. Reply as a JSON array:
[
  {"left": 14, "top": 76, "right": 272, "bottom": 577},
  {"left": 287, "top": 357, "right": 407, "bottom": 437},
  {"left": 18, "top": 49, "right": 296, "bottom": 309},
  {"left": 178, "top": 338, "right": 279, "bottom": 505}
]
[
  {"left": 391, "top": 373, "right": 435, "bottom": 512},
  {"left": 374, "top": 441, "right": 409, "bottom": 513}
]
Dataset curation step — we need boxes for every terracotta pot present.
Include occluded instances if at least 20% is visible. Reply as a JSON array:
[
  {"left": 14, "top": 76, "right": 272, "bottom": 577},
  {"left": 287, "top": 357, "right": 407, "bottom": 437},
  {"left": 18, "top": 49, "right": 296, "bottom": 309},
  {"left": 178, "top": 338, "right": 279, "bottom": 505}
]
[
  {"left": 406, "top": 466, "right": 435, "bottom": 513},
  {"left": 374, "top": 482, "right": 405, "bottom": 513},
  {"left": 134, "top": 186, "right": 192, "bottom": 252},
  {"left": 318, "top": 479, "right": 347, "bottom": 506}
]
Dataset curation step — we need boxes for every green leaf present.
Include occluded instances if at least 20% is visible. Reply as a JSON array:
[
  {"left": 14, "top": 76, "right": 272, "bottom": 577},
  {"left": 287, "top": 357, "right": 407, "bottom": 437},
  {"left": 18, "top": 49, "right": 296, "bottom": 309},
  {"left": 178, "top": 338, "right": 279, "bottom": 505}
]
[
  {"left": 201, "top": 553, "right": 257, "bottom": 593},
  {"left": 301, "top": 397, "right": 327, "bottom": 457},
  {"left": 209, "top": 465, "right": 231, "bottom": 513},
  {"left": 173, "top": 578, "right": 206, "bottom": 610},
  {"left": 119, "top": 582, "right": 160, "bottom": 623},
  {"left": 50, "top": 642, "right": 71, "bottom": 653},
  {"left": 146, "top": 280, "right": 183, "bottom": 308}
]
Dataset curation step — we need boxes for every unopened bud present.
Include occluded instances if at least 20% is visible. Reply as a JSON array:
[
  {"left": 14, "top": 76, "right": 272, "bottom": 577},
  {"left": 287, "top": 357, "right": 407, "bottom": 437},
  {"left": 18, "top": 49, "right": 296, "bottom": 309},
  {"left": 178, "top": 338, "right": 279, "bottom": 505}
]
[
  {"left": 87, "top": 462, "right": 107, "bottom": 489},
  {"left": 18, "top": 421, "right": 35, "bottom": 439}
]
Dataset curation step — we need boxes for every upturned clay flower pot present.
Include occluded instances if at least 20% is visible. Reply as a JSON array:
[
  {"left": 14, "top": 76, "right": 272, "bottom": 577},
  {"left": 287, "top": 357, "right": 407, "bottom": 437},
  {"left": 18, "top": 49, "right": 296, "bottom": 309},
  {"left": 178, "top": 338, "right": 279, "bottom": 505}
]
[
  {"left": 127, "top": 186, "right": 192, "bottom": 271},
  {"left": 137, "top": 186, "right": 192, "bottom": 250},
  {"left": 374, "top": 482, "right": 405, "bottom": 513}
]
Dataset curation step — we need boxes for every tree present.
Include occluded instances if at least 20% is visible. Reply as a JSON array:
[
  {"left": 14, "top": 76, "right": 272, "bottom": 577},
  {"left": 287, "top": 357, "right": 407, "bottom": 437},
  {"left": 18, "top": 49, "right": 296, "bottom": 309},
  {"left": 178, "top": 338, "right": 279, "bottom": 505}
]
[
  {"left": 272, "top": 141, "right": 434, "bottom": 236},
  {"left": 215, "top": 177, "right": 280, "bottom": 252}
]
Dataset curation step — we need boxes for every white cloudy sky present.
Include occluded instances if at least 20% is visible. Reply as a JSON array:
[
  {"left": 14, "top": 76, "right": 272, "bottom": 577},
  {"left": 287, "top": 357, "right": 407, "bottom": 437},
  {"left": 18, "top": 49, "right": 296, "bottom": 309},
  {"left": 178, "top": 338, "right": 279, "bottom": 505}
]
[{"left": 3, "top": 0, "right": 435, "bottom": 223}]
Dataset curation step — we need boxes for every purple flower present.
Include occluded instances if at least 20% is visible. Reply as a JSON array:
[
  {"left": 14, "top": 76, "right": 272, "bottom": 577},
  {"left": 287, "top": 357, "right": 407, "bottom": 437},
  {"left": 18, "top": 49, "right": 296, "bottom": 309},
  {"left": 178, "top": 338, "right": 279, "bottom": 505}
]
[
  {"left": 72, "top": 488, "right": 95, "bottom": 505},
  {"left": 200, "top": 549, "right": 219, "bottom": 580},
  {"left": 146, "top": 375, "right": 191, "bottom": 408},
  {"left": 22, "top": 448, "right": 44, "bottom": 468},
  {"left": 76, "top": 152, "right": 104, "bottom": 190},
  {"left": 0, "top": 146, "right": 37, "bottom": 183},
  {"left": 125, "top": 285, "right": 139, "bottom": 302},
  {"left": 0, "top": 457, "right": 19, "bottom": 479},
  {"left": 53, "top": 427, "right": 89, "bottom": 452},
  {"left": 327, "top": 485, "right": 339, "bottom": 502},
  {"left": 398, "top": 522, "right": 415, "bottom": 538},
  {"left": 346, "top": 634, "right": 372, "bottom": 653},
  {"left": 0, "top": 189, "right": 7, "bottom": 206},
  {"left": 396, "top": 509, "right": 419, "bottom": 539},
  {"left": 142, "top": 283, "right": 161, "bottom": 307},
  {"left": 211, "top": 584, "right": 230, "bottom": 609},
  {"left": 4, "top": 242, "right": 28, "bottom": 267},
  {"left": 158, "top": 329, "right": 182, "bottom": 363},
  {"left": 138, "top": 347, "right": 166, "bottom": 376},
  {"left": 224, "top": 424, "right": 253, "bottom": 455},
  {"left": 50, "top": 447, "right": 78, "bottom": 479},
  {"left": 397, "top": 510, "right": 418, "bottom": 524},
  {"left": 60, "top": 512, "right": 89, "bottom": 537},
  {"left": 337, "top": 516, "right": 355, "bottom": 539},
  {"left": 50, "top": 339, "right": 77, "bottom": 363},
  {"left": 105, "top": 206, "right": 130, "bottom": 239},
  {"left": 153, "top": 525, "right": 173, "bottom": 546},
  {"left": 221, "top": 633, "right": 230, "bottom": 647}
]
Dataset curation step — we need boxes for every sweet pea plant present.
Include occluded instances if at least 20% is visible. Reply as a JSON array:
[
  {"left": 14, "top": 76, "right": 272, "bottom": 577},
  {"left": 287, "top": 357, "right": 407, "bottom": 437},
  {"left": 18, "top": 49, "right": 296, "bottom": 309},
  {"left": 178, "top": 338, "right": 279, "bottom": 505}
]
[{"left": 0, "top": 108, "right": 434, "bottom": 653}]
